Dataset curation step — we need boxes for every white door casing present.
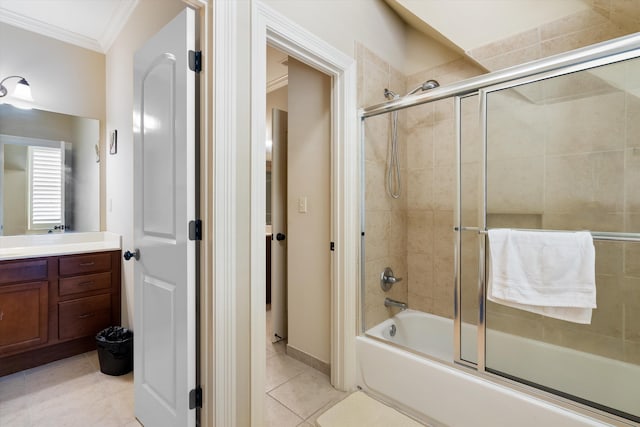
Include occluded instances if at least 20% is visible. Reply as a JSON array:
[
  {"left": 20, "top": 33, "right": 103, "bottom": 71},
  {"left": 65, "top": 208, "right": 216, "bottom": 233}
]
[
  {"left": 132, "top": 8, "right": 196, "bottom": 427},
  {"left": 271, "top": 108, "right": 288, "bottom": 342}
]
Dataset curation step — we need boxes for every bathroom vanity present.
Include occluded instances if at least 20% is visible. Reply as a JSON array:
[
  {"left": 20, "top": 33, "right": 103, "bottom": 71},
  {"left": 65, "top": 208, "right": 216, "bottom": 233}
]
[{"left": 0, "top": 232, "right": 121, "bottom": 376}]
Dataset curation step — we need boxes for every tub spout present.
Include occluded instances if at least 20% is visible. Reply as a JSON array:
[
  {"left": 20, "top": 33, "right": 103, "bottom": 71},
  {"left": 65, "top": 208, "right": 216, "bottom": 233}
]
[{"left": 384, "top": 297, "right": 407, "bottom": 310}]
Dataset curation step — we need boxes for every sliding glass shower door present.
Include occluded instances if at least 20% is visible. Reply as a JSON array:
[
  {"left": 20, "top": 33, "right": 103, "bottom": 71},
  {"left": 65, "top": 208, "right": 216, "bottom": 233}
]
[{"left": 478, "top": 56, "right": 640, "bottom": 422}]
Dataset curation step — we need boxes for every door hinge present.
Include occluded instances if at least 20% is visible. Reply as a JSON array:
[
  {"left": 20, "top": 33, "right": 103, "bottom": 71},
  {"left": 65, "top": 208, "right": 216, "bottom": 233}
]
[
  {"left": 189, "top": 387, "right": 202, "bottom": 409},
  {"left": 330, "top": 241, "right": 335, "bottom": 251},
  {"left": 189, "top": 219, "right": 202, "bottom": 241},
  {"left": 189, "top": 50, "right": 202, "bottom": 73}
]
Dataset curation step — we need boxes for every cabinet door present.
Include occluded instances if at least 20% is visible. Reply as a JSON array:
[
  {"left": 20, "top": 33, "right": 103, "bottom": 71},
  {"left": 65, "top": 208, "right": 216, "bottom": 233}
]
[{"left": 0, "top": 281, "right": 48, "bottom": 355}]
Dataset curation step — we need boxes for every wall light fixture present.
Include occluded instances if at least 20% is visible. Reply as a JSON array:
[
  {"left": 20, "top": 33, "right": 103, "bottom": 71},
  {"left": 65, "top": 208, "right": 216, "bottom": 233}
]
[{"left": 0, "top": 75, "right": 34, "bottom": 102}]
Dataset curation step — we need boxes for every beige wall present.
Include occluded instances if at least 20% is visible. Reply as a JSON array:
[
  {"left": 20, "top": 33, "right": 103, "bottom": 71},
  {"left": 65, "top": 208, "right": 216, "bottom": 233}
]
[
  {"left": 388, "top": 0, "right": 589, "bottom": 52},
  {"left": 286, "top": 58, "right": 332, "bottom": 364},
  {"left": 105, "top": 0, "right": 185, "bottom": 328},
  {"left": 0, "top": 23, "right": 105, "bottom": 120},
  {"left": 263, "top": 0, "right": 406, "bottom": 68}
]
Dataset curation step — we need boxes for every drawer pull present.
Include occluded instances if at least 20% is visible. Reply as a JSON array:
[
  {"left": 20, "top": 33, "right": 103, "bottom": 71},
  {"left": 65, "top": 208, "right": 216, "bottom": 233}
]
[
  {"left": 78, "top": 313, "right": 95, "bottom": 319},
  {"left": 79, "top": 262, "right": 95, "bottom": 267},
  {"left": 78, "top": 281, "right": 94, "bottom": 287}
]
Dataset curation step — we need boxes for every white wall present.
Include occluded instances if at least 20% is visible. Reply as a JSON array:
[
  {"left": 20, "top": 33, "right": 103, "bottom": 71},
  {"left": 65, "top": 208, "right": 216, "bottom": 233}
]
[
  {"left": 287, "top": 57, "right": 331, "bottom": 364},
  {"left": 105, "top": 0, "right": 185, "bottom": 328}
]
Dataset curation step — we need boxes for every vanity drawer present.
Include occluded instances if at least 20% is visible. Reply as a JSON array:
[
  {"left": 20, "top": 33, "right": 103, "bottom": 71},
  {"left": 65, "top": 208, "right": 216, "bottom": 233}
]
[
  {"left": 58, "top": 294, "right": 111, "bottom": 340},
  {"left": 59, "top": 272, "right": 112, "bottom": 297},
  {"left": 0, "top": 259, "right": 48, "bottom": 285},
  {"left": 59, "top": 253, "right": 111, "bottom": 276}
]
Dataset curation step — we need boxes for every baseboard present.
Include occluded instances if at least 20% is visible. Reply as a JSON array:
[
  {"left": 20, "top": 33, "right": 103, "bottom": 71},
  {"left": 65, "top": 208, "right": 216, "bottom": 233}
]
[{"left": 286, "top": 343, "right": 330, "bottom": 376}]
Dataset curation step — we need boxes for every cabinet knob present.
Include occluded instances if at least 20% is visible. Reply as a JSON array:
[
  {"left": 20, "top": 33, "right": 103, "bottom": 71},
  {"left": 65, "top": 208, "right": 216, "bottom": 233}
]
[
  {"left": 123, "top": 249, "right": 140, "bottom": 261},
  {"left": 276, "top": 233, "right": 286, "bottom": 241}
]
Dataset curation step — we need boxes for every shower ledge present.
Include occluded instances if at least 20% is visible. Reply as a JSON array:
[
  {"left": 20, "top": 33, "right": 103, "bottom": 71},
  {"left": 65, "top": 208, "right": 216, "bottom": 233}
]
[{"left": 0, "top": 231, "right": 122, "bottom": 261}]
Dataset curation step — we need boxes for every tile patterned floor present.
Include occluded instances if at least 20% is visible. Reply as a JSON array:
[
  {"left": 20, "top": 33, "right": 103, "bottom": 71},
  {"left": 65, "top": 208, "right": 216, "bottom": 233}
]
[
  {"left": 0, "top": 309, "right": 344, "bottom": 427},
  {"left": 0, "top": 351, "right": 138, "bottom": 427},
  {"left": 265, "top": 308, "right": 348, "bottom": 427}
]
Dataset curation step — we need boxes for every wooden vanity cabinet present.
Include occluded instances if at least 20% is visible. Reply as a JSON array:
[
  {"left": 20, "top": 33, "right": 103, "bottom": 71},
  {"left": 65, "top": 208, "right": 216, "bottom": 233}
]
[{"left": 0, "top": 250, "right": 121, "bottom": 376}]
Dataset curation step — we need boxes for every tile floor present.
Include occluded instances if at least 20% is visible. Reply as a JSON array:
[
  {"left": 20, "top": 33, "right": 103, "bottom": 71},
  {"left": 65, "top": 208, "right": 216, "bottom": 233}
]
[
  {"left": 265, "top": 308, "right": 349, "bottom": 427},
  {"left": 0, "top": 309, "right": 345, "bottom": 427},
  {"left": 0, "top": 351, "right": 138, "bottom": 427}
]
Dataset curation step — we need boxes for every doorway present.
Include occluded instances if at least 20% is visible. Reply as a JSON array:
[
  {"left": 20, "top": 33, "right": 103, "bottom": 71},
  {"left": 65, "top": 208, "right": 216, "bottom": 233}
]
[
  {"left": 212, "top": 2, "right": 359, "bottom": 424},
  {"left": 264, "top": 46, "right": 339, "bottom": 424}
]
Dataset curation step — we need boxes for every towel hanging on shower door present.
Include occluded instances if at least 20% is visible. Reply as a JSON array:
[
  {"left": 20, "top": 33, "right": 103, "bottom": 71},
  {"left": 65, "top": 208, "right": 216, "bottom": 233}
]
[{"left": 487, "top": 228, "right": 597, "bottom": 324}]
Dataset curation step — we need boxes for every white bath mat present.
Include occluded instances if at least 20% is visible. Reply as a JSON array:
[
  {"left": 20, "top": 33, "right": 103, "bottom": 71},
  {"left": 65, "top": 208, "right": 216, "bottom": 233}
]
[{"left": 315, "top": 391, "right": 425, "bottom": 427}]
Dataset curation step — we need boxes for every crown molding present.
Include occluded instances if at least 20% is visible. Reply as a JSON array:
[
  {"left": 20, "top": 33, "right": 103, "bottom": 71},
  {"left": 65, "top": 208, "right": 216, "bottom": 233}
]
[
  {"left": 266, "top": 74, "right": 288, "bottom": 93},
  {"left": 0, "top": 0, "right": 138, "bottom": 54}
]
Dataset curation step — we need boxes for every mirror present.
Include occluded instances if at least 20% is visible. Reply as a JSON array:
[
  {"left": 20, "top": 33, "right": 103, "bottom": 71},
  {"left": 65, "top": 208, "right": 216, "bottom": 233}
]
[{"left": 0, "top": 103, "right": 100, "bottom": 236}]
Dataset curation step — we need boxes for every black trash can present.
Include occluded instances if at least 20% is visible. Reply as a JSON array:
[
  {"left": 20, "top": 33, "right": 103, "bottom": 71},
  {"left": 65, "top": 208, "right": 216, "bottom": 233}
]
[{"left": 96, "top": 326, "right": 133, "bottom": 376}]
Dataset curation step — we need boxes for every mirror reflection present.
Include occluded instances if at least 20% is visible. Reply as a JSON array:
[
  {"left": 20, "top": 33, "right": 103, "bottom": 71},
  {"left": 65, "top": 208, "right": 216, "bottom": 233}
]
[{"left": 0, "top": 103, "right": 100, "bottom": 235}]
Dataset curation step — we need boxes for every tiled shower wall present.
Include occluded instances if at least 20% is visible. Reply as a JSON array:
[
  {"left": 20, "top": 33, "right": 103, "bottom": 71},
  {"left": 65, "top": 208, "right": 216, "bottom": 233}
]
[
  {"left": 404, "top": 59, "right": 484, "bottom": 319},
  {"left": 357, "top": 43, "right": 408, "bottom": 330},
  {"left": 478, "top": 62, "right": 640, "bottom": 365},
  {"left": 359, "top": 6, "right": 640, "bottom": 337}
]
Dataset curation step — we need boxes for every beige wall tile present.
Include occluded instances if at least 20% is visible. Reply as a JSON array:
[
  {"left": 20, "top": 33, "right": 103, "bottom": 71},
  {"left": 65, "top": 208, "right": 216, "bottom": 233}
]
[
  {"left": 594, "top": 241, "right": 624, "bottom": 276},
  {"left": 407, "top": 168, "right": 433, "bottom": 210},
  {"left": 540, "top": 9, "right": 608, "bottom": 40},
  {"left": 433, "top": 166, "right": 456, "bottom": 211},
  {"left": 407, "top": 210, "right": 434, "bottom": 255},
  {"left": 408, "top": 290, "right": 433, "bottom": 313},
  {"left": 433, "top": 119, "right": 456, "bottom": 167},
  {"left": 624, "top": 340, "right": 640, "bottom": 364},
  {"left": 364, "top": 114, "right": 389, "bottom": 163},
  {"left": 406, "top": 125, "right": 434, "bottom": 170},
  {"left": 623, "top": 277, "right": 640, "bottom": 342},
  {"left": 542, "top": 212, "right": 624, "bottom": 232},
  {"left": 545, "top": 92, "right": 625, "bottom": 155},
  {"left": 364, "top": 210, "right": 389, "bottom": 262},
  {"left": 389, "top": 209, "right": 407, "bottom": 257},
  {"left": 541, "top": 23, "right": 628, "bottom": 58},
  {"left": 487, "top": 311, "right": 544, "bottom": 341},
  {"left": 590, "top": 275, "right": 624, "bottom": 337},
  {"left": 481, "top": 44, "right": 542, "bottom": 73},
  {"left": 625, "top": 147, "right": 640, "bottom": 211},
  {"left": 544, "top": 151, "right": 624, "bottom": 214},
  {"left": 469, "top": 29, "right": 539, "bottom": 62},
  {"left": 408, "top": 252, "right": 433, "bottom": 299},
  {"left": 365, "top": 160, "right": 392, "bottom": 212},
  {"left": 488, "top": 155, "right": 544, "bottom": 214}
]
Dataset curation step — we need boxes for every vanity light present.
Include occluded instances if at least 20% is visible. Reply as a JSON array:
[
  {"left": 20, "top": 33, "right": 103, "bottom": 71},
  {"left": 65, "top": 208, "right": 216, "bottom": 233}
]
[{"left": 0, "top": 75, "right": 34, "bottom": 103}]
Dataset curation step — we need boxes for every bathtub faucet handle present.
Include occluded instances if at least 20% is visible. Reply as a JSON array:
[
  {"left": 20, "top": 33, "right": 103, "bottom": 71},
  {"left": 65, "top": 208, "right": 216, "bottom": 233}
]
[{"left": 380, "top": 267, "right": 402, "bottom": 292}]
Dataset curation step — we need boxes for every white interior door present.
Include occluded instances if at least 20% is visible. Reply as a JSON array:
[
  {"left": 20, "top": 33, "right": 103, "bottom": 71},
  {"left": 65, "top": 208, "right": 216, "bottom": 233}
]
[
  {"left": 132, "top": 8, "right": 196, "bottom": 427},
  {"left": 271, "top": 108, "right": 288, "bottom": 342}
]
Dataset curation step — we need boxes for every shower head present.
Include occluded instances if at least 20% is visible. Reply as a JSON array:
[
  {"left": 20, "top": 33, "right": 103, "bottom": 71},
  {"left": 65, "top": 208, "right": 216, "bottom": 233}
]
[
  {"left": 384, "top": 88, "right": 399, "bottom": 100},
  {"left": 406, "top": 79, "right": 440, "bottom": 96}
]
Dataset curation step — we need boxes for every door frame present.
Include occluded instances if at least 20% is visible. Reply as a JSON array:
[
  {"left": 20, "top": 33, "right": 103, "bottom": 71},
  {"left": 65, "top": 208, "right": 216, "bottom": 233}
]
[
  {"left": 212, "top": 0, "right": 359, "bottom": 424},
  {"left": 249, "top": 1, "right": 359, "bottom": 423}
]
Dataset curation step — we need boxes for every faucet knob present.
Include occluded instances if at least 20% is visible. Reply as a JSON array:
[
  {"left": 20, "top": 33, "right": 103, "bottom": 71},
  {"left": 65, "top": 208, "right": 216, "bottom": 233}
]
[{"left": 380, "top": 267, "right": 402, "bottom": 292}]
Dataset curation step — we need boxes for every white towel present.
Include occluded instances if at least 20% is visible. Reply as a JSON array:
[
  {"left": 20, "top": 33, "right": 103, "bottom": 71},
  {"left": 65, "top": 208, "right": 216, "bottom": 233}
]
[{"left": 487, "top": 229, "right": 596, "bottom": 324}]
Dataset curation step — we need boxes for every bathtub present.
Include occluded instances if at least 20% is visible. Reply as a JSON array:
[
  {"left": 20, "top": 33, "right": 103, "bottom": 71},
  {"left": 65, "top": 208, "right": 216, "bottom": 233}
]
[{"left": 358, "top": 309, "right": 639, "bottom": 426}]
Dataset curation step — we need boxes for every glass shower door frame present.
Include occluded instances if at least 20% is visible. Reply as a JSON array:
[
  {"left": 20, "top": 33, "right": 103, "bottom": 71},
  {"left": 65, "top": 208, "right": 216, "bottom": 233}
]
[{"left": 460, "top": 49, "right": 640, "bottom": 424}]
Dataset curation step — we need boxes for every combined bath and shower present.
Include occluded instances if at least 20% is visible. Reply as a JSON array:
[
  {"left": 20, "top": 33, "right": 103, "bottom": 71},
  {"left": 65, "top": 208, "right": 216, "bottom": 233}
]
[{"left": 383, "top": 79, "right": 440, "bottom": 199}]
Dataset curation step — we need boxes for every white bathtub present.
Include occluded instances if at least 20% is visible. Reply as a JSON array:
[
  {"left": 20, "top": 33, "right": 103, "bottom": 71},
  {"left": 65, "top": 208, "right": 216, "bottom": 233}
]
[{"left": 358, "top": 309, "right": 639, "bottom": 426}]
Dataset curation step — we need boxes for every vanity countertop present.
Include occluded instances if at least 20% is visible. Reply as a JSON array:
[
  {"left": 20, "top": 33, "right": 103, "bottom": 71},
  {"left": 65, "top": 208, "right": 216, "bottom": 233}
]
[{"left": 0, "top": 232, "right": 122, "bottom": 261}]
